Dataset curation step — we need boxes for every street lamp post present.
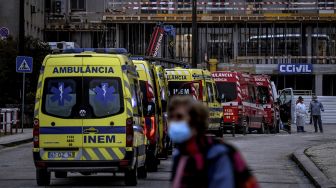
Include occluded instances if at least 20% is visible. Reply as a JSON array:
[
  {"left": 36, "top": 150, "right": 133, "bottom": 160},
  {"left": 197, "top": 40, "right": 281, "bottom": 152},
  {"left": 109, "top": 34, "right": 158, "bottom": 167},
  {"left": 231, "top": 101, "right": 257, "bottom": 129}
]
[{"left": 192, "top": 0, "right": 198, "bottom": 68}]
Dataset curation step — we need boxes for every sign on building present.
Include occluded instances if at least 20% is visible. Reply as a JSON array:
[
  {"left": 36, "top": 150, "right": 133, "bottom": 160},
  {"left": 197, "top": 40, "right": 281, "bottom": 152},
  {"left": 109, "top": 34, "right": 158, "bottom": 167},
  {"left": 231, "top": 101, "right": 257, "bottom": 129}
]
[{"left": 278, "top": 64, "right": 313, "bottom": 74}]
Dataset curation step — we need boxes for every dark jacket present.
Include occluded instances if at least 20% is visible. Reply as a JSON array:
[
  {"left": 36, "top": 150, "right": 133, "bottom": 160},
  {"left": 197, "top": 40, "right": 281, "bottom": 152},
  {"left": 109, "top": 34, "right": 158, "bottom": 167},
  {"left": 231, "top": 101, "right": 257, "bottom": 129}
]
[
  {"left": 173, "top": 144, "right": 234, "bottom": 188},
  {"left": 309, "top": 100, "right": 324, "bottom": 116}
]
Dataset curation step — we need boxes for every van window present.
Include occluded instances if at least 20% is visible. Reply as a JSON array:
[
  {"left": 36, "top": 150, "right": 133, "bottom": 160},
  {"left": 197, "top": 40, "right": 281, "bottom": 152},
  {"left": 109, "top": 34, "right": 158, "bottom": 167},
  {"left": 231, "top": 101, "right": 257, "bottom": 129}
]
[
  {"left": 88, "top": 78, "right": 123, "bottom": 117},
  {"left": 130, "top": 81, "right": 142, "bottom": 116},
  {"left": 206, "top": 82, "right": 214, "bottom": 102},
  {"left": 43, "top": 78, "right": 78, "bottom": 118},
  {"left": 216, "top": 82, "right": 237, "bottom": 102},
  {"left": 168, "top": 81, "right": 192, "bottom": 95},
  {"left": 257, "top": 86, "right": 271, "bottom": 104},
  {"left": 248, "top": 84, "right": 256, "bottom": 103}
]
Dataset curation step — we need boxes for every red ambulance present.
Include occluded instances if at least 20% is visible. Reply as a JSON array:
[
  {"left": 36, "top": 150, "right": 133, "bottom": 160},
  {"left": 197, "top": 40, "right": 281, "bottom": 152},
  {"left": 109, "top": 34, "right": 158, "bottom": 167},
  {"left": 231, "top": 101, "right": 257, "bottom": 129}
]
[
  {"left": 212, "top": 71, "right": 266, "bottom": 134},
  {"left": 253, "top": 75, "right": 276, "bottom": 133}
]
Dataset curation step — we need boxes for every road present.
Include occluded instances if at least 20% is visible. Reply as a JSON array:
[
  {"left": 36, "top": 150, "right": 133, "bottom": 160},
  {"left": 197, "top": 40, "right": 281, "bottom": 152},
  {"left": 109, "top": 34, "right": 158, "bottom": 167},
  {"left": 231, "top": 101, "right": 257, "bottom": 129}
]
[{"left": 0, "top": 124, "right": 335, "bottom": 188}]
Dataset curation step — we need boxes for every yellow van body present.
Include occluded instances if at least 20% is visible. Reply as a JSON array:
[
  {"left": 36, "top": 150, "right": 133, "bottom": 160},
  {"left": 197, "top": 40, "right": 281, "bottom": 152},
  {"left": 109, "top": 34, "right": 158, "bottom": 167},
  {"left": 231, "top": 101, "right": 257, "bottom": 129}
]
[
  {"left": 33, "top": 52, "right": 146, "bottom": 186},
  {"left": 165, "top": 68, "right": 224, "bottom": 137},
  {"left": 133, "top": 60, "right": 170, "bottom": 171}
]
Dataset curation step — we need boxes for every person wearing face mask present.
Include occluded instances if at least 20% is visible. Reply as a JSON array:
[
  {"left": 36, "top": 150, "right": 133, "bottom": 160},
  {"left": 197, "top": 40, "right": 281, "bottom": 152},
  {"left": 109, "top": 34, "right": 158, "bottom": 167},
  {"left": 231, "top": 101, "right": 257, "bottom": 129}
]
[{"left": 168, "top": 96, "right": 258, "bottom": 188}]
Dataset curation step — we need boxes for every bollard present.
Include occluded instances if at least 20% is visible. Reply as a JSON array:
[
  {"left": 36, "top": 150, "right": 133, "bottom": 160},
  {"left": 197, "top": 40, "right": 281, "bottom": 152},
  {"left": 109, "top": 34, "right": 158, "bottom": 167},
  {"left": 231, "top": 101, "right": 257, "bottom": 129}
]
[{"left": 232, "top": 121, "right": 235, "bottom": 137}]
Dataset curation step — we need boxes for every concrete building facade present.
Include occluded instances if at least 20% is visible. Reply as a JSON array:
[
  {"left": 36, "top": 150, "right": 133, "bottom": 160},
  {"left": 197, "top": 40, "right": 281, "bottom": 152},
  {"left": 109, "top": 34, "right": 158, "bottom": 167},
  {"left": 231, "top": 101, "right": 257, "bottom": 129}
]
[
  {"left": 44, "top": 0, "right": 336, "bottom": 95},
  {"left": 0, "top": 0, "right": 44, "bottom": 39}
]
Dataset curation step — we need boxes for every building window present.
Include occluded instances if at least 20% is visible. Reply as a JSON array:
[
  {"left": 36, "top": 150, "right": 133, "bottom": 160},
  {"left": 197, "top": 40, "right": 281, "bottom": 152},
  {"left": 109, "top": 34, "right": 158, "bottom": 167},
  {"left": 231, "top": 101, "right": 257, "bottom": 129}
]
[{"left": 71, "top": 0, "right": 86, "bottom": 11}]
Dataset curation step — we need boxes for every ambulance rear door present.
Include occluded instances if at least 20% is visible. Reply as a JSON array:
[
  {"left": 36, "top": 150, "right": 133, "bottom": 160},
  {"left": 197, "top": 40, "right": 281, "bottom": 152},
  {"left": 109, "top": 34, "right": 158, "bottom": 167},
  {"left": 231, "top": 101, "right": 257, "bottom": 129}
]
[
  {"left": 81, "top": 56, "right": 126, "bottom": 161},
  {"left": 39, "top": 56, "right": 83, "bottom": 161}
]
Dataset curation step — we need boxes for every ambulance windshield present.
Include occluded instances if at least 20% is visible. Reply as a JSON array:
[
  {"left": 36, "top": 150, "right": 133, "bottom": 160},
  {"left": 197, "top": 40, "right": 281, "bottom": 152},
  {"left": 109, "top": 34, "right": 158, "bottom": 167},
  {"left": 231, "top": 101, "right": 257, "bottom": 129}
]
[
  {"left": 168, "top": 81, "right": 195, "bottom": 96},
  {"left": 216, "top": 82, "right": 237, "bottom": 102}
]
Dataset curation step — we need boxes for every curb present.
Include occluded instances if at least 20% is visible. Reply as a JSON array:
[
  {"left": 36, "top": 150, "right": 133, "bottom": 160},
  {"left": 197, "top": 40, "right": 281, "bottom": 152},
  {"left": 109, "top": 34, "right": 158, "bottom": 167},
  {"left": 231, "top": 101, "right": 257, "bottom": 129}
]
[
  {"left": 291, "top": 148, "right": 336, "bottom": 188},
  {"left": 0, "top": 137, "right": 33, "bottom": 148}
]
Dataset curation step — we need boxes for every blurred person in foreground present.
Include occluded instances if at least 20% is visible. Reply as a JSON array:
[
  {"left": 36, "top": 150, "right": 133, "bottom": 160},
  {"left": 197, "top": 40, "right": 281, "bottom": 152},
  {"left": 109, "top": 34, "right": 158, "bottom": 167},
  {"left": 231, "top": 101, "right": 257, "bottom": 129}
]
[
  {"left": 296, "top": 96, "right": 308, "bottom": 133},
  {"left": 309, "top": 96, "right": 324, "bottom": 133},
  {"left": 168, "top": 96, "right": 258, "bottom": 188}
]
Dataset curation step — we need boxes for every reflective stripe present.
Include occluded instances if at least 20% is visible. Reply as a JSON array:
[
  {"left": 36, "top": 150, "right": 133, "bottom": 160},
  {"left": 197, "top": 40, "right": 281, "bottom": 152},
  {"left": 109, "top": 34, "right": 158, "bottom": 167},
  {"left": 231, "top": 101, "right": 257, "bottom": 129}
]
[
  {"left": 93, "top": 148, "right": 106, "bottom": 160},
  {"left": 106, "top": 148, "right": 119, "bottom": 160},
  {"left": 82, "top": 149, "right": 92, "bottom": 160}
]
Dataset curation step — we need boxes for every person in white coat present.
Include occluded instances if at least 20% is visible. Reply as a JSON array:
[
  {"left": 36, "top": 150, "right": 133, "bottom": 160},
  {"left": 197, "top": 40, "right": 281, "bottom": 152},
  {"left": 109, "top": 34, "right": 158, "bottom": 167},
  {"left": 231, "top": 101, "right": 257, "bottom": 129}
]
[{"left": 296, "top": 96, "right": 308, "bottom": 132}]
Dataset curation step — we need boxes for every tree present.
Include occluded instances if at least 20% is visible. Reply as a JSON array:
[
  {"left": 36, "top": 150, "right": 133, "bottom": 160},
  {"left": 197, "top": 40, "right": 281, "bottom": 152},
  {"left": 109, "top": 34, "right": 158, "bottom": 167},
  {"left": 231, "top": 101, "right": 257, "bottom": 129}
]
[{"left": 0, "top": 36, "right": 51, "bottom": 106}]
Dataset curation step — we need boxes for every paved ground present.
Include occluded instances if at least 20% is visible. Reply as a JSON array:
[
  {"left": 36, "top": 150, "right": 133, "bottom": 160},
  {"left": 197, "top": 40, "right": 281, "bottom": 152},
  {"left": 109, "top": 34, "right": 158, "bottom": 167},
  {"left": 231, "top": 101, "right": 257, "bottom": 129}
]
[
  {"left": 225, "top": 124, "right": 336, "bottom": 188},
  {"left": 305, "top": 142, "right": 336, "bottom": 184},
  {"left": 0, "top": 124, "right": 335, "bottom": 187},
  {"left": 0, "top": 129, "right": 32, "bottom": 146}
]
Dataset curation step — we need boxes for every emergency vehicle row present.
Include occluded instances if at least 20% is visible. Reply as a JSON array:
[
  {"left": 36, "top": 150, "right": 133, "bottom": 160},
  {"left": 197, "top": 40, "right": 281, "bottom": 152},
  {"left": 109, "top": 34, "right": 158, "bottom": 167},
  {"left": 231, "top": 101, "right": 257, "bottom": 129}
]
[{"left": 32, "top": 48, "right": 279, "bottom": 186}]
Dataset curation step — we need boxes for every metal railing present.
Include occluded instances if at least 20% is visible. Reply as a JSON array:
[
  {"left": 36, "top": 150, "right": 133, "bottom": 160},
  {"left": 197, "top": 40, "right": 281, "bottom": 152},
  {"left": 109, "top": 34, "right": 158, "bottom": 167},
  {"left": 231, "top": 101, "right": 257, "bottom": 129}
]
[
  {"left": 278, "top": 90, "right": 314, "bottom": 96},
  {"left": 0, "top": 108, "right": 20, "bottom": 136},
  {"left": 236, "top": 56, "right": 336, "bottom": 64},
  {"left": 105, "top": 0, "right": 336, "bottom": 15}
]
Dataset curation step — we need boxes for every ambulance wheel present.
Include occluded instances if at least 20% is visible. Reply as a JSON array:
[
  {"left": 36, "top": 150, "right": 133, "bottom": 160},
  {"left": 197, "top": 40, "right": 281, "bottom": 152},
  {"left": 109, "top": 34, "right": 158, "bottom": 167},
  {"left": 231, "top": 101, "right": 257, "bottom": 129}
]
[
  {"left": 125, "top": 167, "right": 138, "bottom": 186},
  {"left": 55, "top": 171, "right": 67, "bottom": 178},
  {"left": 137, "top": 165, "right": 147, "bottom": 179},
  {"left": 36, "top": 168, "right": 50, "bottom": 186}
]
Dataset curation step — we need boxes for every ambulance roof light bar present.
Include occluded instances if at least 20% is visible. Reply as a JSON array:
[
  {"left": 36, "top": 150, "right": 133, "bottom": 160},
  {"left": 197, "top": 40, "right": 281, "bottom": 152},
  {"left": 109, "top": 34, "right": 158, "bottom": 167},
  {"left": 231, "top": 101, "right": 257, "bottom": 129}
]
[
  {"left": 61, "top": 48, "right": 128, "bottom": 54},
  {"left": 130, "top": 56, "right": 189, "bottom": 68}
]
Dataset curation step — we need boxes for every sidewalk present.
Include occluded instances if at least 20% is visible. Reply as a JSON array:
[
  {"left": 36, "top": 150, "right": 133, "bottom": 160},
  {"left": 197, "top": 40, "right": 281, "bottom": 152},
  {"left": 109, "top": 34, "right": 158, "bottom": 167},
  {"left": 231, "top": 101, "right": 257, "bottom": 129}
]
[
  {"left": 292, "top": 142, "right": 336, "bottom": 188},
  {"left": 0, "top": 129, "right": 33, "bottom": 148},
  {"left": 305, "top": 143, "right": 336, "bottom": 185}
]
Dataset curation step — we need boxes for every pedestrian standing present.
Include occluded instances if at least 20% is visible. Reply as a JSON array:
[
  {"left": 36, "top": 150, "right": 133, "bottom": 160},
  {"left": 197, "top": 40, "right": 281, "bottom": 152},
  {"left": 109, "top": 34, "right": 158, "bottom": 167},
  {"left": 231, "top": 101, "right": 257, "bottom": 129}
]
[
  {"left": 296, "top": 96, "right": 307, "bottom": 133},
  {"left": 309, "top": 96, "right": 324, "bottom": 133},
  {"left": 168, "top": 96, "right": 258, "bottom": 188}
]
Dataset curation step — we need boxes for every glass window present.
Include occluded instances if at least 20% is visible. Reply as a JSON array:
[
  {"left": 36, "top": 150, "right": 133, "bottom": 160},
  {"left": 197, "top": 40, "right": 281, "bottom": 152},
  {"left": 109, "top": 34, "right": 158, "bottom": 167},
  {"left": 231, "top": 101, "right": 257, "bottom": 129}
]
[
  {"left": 248, "top": 84, "right": 256, "bottom": 103},
  {"left": 206, "top": 82, "right": 214, "bottom": 102},
  {"left": 130, "top": 81, "right": 142, "bottom": 116},
  {"left": 257, "top": 86, "right": 271, "bottom": 104},
  {"left": 43, "top": 78, "right": 78, "bottom": 118},
  {"left": 71, "top": 0, "right": 86, "bottom": 11},
  {"left": 88, "top": 78, "right": 123, "bottom": 118},
  {"left": 168, "top": 81, "right": 192, "bottom": 96},
  {"left": 216, "top": 82, "right": 237, "bottom": 102}
]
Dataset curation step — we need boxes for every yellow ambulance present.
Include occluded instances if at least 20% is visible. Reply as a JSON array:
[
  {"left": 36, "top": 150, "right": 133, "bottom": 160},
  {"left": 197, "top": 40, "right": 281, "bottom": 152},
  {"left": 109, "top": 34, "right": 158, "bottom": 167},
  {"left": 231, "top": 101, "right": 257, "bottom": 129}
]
[
  {"left": 32, "top": 49, "right": 146, "bottom": 186},
  {"left": 165, "top": 67, "right": 224, "bottom": 137},
  {"left": 133, "top": 60, "right": 169, "bottom": 171}
]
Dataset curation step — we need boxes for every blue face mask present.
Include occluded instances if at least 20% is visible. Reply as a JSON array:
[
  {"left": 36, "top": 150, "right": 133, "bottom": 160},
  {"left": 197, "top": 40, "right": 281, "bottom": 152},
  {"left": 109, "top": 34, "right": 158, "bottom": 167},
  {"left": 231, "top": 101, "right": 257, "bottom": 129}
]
[{"left": 168, "top": 121, "right": 192, "bottom": 144}]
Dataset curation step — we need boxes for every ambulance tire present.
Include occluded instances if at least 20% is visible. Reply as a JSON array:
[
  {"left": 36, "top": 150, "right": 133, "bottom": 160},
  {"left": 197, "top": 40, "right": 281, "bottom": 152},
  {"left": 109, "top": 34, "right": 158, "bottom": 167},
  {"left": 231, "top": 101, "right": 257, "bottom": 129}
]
[
  {"left": 125, "top": 167, "right": 138, "bottom": 186},
  {"left": 55, "top": 172, "right": 67, "bottom": 178},
  {"left": 137, "top": 165, "right": 147, "bottom": 179},
  {"left": 36, "top": 169, "right": 51, "bottom": 186}
]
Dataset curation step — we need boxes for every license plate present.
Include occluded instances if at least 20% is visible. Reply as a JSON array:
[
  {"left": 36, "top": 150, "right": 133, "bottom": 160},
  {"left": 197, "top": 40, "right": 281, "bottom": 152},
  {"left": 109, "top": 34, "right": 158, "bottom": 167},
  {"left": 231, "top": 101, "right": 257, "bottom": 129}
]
[{"left": 48, "top": 151, "right": 75, "bottom": 159}]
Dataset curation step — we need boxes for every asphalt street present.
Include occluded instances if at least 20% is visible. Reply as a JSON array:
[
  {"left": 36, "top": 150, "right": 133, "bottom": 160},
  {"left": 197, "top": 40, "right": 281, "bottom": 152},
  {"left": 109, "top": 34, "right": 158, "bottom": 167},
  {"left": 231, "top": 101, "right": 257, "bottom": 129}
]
[{"left": 0, "top": 124, "right": 335, "bottom": 188}]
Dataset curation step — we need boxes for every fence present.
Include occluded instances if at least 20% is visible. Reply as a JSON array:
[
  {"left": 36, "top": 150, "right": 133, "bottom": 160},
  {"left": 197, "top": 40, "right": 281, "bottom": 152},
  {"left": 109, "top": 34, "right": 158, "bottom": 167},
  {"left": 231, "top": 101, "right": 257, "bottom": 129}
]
[{"left": 0, "top": 108, "right": 20, "bottom": 135}]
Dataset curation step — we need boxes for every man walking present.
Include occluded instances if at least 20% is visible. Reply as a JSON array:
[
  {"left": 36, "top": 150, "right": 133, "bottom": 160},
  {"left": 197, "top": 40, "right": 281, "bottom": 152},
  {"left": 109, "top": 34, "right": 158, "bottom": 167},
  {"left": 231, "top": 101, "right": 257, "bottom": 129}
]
[{"left": 309, "top": 96, "right": 324, "bottom": 133}]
